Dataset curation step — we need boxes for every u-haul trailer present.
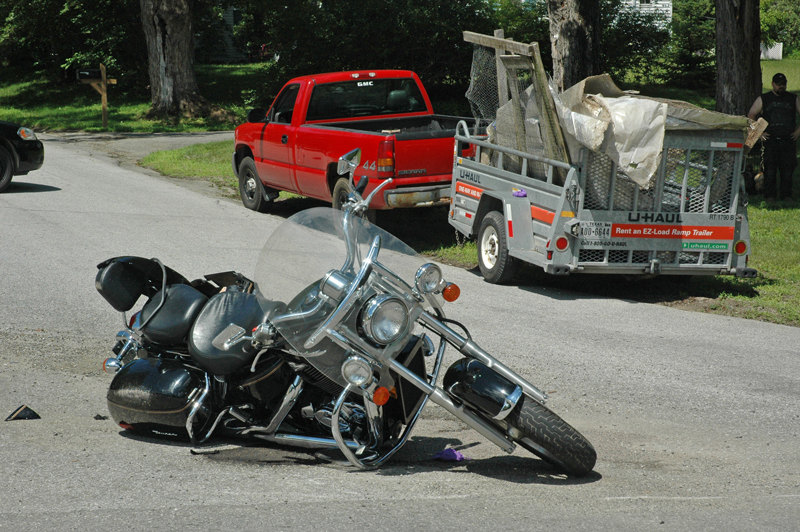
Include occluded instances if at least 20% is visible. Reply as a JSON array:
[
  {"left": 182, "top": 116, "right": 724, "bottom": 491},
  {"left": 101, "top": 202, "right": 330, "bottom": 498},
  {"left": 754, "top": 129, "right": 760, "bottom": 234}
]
[{"left": 449, "top": 121, "right": 756, "bottom": 284}]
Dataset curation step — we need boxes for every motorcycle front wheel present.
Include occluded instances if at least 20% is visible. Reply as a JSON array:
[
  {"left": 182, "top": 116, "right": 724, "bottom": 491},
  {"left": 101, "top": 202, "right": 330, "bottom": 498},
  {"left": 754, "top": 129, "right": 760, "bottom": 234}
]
[{"left": 504, "top": 395, "right": 596, "bottom": 477}]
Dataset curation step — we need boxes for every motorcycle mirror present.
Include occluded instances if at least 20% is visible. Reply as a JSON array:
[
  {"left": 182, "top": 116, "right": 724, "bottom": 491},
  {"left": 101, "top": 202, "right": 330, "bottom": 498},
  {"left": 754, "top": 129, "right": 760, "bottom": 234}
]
[
  {"left": 212, "top": 324, "right": 247, "bottom": 350},
  {"left": 337, "top": 148, "right": 361, "bottom": 177}
]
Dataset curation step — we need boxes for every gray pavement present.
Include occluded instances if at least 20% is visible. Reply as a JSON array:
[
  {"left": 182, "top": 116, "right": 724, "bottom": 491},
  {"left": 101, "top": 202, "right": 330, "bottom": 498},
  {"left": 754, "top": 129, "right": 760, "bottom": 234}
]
[{"left": 0, "top": 132, "right": 798, "bottom": 531}]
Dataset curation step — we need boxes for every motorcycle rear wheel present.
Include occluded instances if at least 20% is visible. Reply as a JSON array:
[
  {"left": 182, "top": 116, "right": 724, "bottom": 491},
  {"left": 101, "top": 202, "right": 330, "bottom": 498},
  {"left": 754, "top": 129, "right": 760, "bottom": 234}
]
[{"left": 505, "top": 396, "right": 596, "bottom": 477}]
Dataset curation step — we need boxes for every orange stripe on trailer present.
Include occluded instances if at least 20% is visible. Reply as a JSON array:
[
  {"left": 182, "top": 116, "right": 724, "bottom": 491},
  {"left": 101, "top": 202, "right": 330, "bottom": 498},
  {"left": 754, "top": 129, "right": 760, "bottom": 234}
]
[
  {"left": 531, "top": 205, "right": 555, "bottom": 224},
  {"left": 456, "top": 182, "right": 483, "bottom": 200}
]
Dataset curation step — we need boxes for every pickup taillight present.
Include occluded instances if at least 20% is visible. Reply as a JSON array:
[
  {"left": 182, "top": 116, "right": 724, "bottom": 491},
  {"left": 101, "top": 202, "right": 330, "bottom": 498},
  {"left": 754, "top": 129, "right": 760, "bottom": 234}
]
[{"left": 377, "top": 140, "right": 394, "bottom": 178}]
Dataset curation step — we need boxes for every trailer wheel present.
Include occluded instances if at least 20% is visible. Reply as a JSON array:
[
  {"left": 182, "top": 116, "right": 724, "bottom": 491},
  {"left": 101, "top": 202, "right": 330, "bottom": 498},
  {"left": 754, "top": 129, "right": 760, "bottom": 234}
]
[{"left": 478, "top": 211, "right": 518, "bottom": 284}]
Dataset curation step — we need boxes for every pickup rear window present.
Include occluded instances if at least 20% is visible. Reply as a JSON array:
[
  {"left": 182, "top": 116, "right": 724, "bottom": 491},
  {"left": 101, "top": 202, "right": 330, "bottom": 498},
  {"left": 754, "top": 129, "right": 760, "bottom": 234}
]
[{"left": 306, "top": 78, "right": 426, "bottom": 122}]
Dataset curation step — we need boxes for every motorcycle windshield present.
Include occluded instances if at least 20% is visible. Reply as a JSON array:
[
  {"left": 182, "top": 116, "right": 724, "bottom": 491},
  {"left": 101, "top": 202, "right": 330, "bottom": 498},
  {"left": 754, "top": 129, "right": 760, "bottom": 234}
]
[{"left": 253, "top": 207, "right": 426, "bottom": 363}]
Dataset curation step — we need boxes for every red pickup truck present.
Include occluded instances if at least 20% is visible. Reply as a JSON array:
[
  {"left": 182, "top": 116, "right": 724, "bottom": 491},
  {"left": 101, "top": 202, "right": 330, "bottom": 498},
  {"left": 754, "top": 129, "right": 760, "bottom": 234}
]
[{"left": 232, "top": 70, "right": 479, "bottom": 213}]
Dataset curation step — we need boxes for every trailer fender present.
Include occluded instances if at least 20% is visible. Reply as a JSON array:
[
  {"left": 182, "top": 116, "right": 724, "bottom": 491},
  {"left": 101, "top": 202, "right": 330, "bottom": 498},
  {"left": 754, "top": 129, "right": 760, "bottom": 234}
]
[{"left": 473, "top": 192, "right": 535, "bottom": 252}]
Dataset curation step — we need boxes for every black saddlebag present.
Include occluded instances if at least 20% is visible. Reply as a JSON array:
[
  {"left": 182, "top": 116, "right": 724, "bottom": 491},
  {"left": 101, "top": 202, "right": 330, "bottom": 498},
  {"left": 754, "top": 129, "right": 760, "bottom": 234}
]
[{"left": 107, "top": 358, "right": 211, "bottom": 440}]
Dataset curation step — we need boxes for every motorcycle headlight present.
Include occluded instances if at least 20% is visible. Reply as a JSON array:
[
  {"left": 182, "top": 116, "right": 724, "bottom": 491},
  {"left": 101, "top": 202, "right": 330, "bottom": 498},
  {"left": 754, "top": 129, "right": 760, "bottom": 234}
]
[
  {"left": 360, "top": 294, "right": 408, "bottom": 345},
  {"left": 341, "top": 356, "right": 373, "bottom": 387},
  {"left": 415, "top": 263, "right": 442, "bottom": 294}
]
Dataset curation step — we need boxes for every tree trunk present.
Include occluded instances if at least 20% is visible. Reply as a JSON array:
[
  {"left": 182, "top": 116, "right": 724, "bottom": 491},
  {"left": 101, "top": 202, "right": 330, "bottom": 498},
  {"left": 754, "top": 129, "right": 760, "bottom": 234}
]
[
  {"left": 140, "top": 0, "right": 206, "bottom": 117},
  {"left": 547, "top": 0, "right": 601, "bottom": 92},
  {"left": 715, "top": 0, "right": 761, "bottom": 115}
]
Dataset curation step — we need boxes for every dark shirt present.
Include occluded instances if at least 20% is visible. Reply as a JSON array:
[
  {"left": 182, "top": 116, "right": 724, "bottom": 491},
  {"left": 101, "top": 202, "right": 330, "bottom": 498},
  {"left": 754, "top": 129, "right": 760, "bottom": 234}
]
[{"left": 762, "top": 90, "right": 798, "bottom": 139}]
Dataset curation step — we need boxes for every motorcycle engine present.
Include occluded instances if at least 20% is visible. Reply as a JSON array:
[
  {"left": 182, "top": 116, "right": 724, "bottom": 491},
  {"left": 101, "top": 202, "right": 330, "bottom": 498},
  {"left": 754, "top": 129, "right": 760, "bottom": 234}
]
[{"left": 302, "top": 401, "right": 366, "bottom": 436}]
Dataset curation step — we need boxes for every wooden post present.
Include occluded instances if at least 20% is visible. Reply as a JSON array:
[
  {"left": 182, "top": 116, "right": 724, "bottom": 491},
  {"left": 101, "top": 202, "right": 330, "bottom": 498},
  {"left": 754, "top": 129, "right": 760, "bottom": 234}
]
[
  {"left": 462, "top": 30, "right": 570, "bottom": 166},
  {"left": 100, "top": 64, "right": 108, "bottom": 128},
  {"left": 494, "top": 29, "right": 509, "bottom": 108},
  {"left": 81, "top": 63, "right": 117, "bottom": 129}
]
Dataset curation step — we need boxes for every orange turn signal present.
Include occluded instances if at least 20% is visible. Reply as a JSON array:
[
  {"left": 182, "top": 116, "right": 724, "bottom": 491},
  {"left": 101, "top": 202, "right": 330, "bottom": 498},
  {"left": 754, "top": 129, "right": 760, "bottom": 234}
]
[
  {"left": 373, "top": 386, "right": 391, "bottom": 406},
  {"left": 442, "top": 283, "right": 460, "bottom": 302}
]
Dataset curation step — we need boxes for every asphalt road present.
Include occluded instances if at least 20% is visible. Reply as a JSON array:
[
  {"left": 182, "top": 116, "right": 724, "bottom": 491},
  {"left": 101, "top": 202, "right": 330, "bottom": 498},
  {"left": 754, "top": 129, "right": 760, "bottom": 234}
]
[{"left": 0, "top": 132, "right": 798, "bottom": 531}]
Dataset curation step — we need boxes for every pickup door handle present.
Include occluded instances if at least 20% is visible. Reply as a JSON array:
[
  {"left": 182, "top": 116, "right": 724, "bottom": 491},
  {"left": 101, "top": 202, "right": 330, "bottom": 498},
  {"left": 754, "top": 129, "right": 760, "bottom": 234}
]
[{"left": 281, "top": 135, "right": 288, "bottom": 144}]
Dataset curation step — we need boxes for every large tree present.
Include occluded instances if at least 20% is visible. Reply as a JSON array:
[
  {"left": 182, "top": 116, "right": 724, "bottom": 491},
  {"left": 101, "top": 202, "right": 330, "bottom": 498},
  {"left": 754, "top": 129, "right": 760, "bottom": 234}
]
[
  {"left": 546, "top": 0, "right": 601, "bottom": 92},
  {"left": 715, "top": 0, "right": 761, "bottom": 115},
  {"left": 140, "top": 0, "right": 208, "bottom": 117},
  {"left": 232, "top": 0, "right": 494, "bottom": 107}
]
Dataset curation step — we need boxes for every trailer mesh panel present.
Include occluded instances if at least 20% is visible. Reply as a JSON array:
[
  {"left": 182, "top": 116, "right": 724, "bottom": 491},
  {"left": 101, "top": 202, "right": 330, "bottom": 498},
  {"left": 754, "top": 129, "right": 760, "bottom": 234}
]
[
  {"left": 579, "top": 141, "right": 738, "bottom": 270},
  {"left": 584, "top": 148, "right": 737, "bottom": 214}
]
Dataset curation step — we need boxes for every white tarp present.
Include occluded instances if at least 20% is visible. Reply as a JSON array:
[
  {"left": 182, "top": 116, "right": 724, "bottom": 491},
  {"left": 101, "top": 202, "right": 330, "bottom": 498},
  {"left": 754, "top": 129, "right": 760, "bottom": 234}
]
[{"left": 551, "top": 74, "right": 750, "bottom": 188}]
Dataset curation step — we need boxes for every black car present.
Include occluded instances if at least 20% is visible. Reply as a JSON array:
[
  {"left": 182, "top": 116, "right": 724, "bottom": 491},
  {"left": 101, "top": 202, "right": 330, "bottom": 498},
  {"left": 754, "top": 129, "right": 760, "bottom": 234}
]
[{"left": 0, "top": 120, "right": 45, "bottom": 192}]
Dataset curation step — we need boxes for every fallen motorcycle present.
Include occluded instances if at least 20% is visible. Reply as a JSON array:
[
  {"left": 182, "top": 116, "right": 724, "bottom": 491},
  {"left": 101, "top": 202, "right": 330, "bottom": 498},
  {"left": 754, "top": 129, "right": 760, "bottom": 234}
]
[{"left": 95, "top": 148, "right": 596, "bottom": 475}]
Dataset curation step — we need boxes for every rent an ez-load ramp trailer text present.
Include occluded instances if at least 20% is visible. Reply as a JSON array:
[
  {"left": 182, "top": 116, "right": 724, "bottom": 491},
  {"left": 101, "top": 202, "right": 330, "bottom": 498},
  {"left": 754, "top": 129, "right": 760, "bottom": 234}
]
[{"left": 449, "top": 122, "right": 756, "bottom": 284}]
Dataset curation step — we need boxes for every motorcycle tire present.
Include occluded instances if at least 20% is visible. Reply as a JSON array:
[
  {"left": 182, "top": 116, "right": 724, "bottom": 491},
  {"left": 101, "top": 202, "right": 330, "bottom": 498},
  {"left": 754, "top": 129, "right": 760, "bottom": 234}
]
[{"left": 505, "top": 395, "right": 596, "bottom": 477}]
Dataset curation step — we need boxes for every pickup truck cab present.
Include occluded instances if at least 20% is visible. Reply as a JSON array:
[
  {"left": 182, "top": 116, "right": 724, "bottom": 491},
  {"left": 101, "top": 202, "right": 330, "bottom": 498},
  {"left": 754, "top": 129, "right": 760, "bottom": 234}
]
[{"left": 233, "top": 70, "right": 478, "bottom": 213}]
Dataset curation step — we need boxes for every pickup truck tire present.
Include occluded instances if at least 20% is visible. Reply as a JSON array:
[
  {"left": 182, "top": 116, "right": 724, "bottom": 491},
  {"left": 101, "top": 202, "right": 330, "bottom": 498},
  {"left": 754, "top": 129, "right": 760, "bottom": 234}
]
[
  {"left": 505, "top": 395, "right": 597, "bottom": 477},
  {"left": 332, "top": 178, "right": 376, "bottom": 224},
  {"left": 478, "top": 211, "right": 518, "bottom": 284},
  {"left": 0, "top": 146, "right": 14, "bottom": 193},
  {"left": 238, "top": 157, "right": 272, "bottom": 213}
]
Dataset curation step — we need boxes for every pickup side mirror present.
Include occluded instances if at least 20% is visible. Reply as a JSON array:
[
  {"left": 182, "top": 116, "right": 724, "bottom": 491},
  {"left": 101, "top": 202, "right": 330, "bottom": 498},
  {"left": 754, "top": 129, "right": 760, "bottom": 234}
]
[{"left": 247, "top": 108, "right": 267, "bottom": 123}]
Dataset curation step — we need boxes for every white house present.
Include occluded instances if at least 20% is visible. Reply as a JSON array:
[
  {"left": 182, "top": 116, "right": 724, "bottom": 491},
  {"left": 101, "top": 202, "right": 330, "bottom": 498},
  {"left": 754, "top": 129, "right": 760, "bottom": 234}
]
[{"left": 623, "top": 0, "right": 673, "bottom": 25}]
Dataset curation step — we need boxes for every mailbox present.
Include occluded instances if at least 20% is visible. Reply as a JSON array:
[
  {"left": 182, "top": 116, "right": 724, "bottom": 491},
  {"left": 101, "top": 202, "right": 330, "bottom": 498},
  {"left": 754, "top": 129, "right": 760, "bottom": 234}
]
[{"left": 77, "top": 69, "right": 102, "bottom": 80}]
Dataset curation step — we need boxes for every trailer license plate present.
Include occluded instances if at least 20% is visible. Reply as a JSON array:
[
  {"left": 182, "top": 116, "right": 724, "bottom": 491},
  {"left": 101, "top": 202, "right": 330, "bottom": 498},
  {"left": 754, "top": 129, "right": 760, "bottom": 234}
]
[{"left": 579, "top": 222, "right": 612, "bottom": 238}]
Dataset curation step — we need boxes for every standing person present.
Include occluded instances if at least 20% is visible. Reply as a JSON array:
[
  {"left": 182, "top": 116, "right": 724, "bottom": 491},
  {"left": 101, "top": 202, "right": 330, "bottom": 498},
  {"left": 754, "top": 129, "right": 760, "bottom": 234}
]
[{"left": 747, "top": 73, "right": 800, "bottom": 202}]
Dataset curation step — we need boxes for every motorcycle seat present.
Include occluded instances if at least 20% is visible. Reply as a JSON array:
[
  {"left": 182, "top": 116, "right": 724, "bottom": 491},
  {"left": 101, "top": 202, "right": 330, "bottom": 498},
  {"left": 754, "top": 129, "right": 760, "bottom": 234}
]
[
  {"left": 188, "top": 290, "right": 287, "bottom": 376},
  {"left": 137, "top": 284, "right": 209, "bottom": 345}
]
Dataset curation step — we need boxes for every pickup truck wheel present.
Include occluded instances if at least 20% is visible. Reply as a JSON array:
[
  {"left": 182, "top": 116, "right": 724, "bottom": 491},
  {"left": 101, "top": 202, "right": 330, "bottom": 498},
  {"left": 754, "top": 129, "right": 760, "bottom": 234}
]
[
  {"left": 238, "top": 158, "right": 272, "bottom": 213},
  {"left": 332, "top": 178, "right": 376, "bottom": 223},
  {"left": 478, "top": 211, "right": 518, "bottom": 284},
  {"left": 0, "top": 147, "right": 14, "bottom": 193}
]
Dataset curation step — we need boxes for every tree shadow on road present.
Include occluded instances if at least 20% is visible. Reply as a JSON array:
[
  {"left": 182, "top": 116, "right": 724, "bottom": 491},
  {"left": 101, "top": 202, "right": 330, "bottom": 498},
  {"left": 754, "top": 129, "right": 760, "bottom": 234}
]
[
  {"left": 375, "top": 452, "right": 602, "bottom": 486},
  {"left": 510, "top": 265, "right": 770, "bottom": 308}
]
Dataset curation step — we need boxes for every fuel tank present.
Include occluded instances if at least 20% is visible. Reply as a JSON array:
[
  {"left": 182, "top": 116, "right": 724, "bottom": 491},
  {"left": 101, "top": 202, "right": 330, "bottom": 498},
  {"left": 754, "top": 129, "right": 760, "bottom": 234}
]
[{"left": 106, "top": 358, "right": 210, "bottom": 440}]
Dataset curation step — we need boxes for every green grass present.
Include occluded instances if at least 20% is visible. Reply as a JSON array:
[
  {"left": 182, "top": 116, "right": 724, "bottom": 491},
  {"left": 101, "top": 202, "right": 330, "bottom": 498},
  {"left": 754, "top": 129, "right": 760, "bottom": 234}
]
[
  {"left": 759, "top": 59, "right": 800, "bottom": 92},
  {"left": 140, "top": 140, "right": 237, "bottom": 192}
]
